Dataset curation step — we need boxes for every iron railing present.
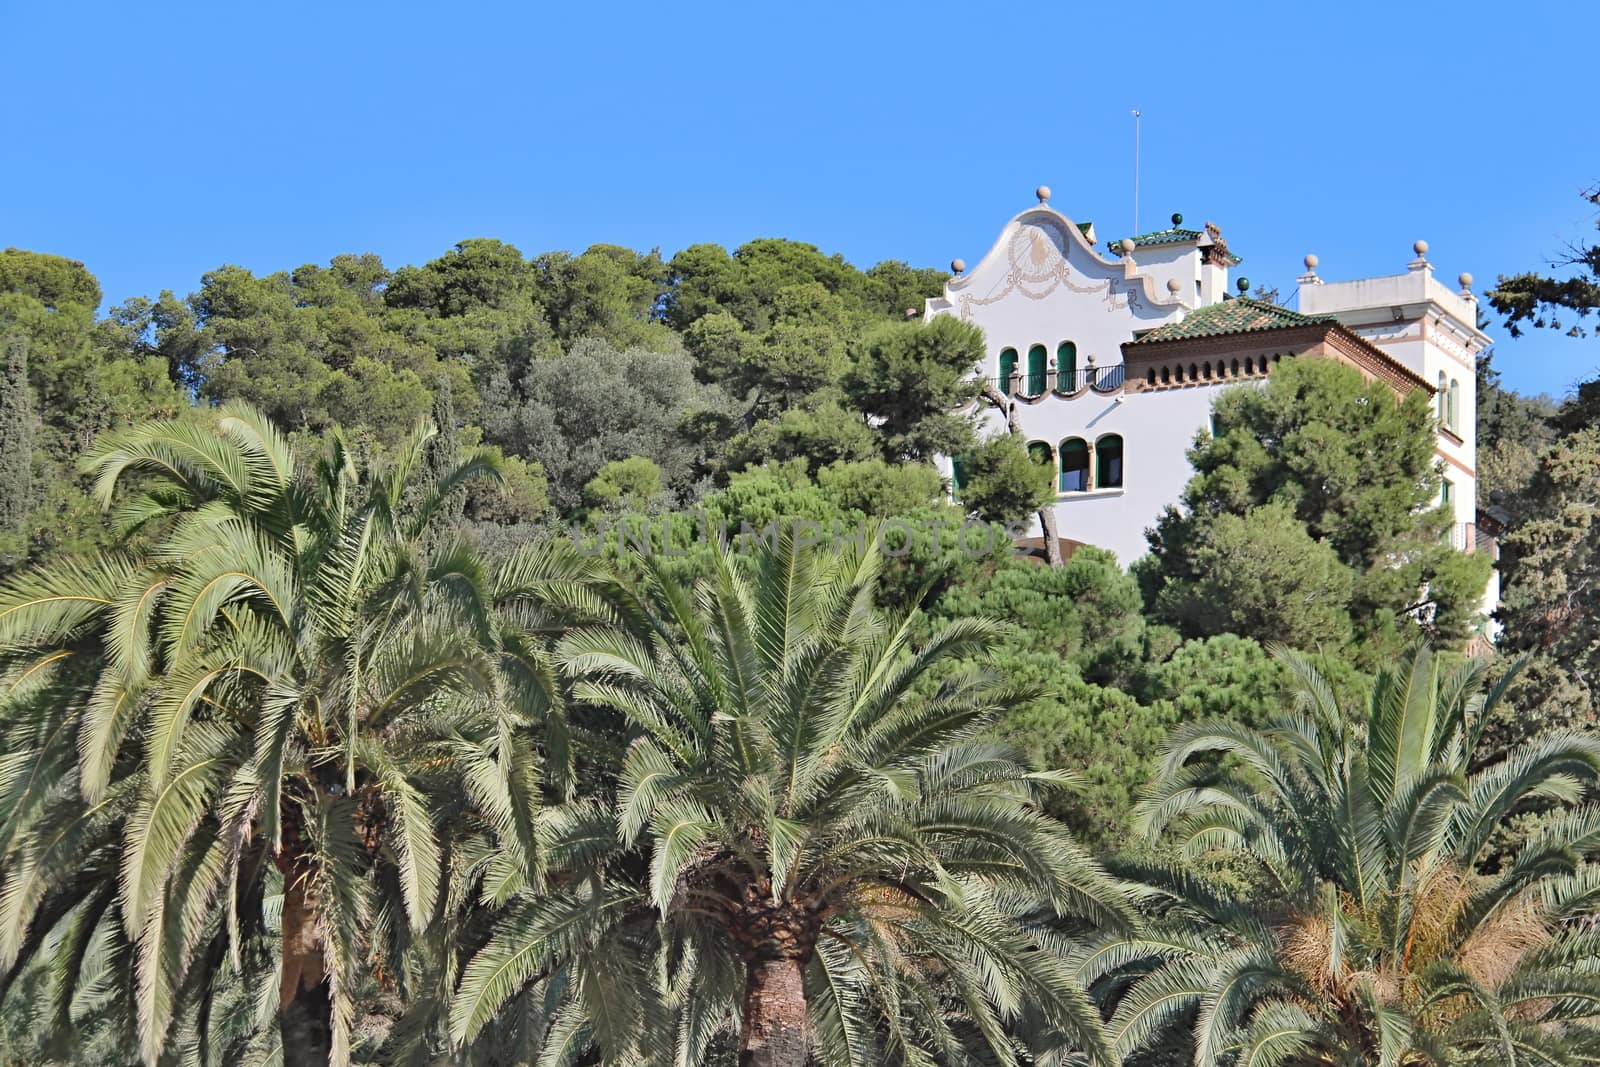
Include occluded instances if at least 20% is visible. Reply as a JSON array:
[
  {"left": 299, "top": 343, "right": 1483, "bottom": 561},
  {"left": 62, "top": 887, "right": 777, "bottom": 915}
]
[{"left": 985, "top": 364, "right": 1127, "bottom": 398}]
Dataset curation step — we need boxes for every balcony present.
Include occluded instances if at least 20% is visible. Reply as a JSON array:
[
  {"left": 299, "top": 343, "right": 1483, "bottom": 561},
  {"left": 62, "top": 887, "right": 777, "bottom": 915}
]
[{"left": 992, "top": 364, "right": 1126, "bottom": 399}]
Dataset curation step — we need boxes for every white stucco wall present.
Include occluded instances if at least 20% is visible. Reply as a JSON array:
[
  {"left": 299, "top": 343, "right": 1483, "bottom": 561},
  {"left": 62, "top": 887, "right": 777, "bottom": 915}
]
[{"left": 1003, "top": 385, "right": 1220, "bottom": 566}]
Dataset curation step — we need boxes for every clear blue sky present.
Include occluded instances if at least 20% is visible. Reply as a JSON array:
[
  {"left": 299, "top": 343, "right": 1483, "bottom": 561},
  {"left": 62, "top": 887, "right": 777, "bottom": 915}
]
[{"left": 4, "top": 0, "right": 1595, "bottom": 399}]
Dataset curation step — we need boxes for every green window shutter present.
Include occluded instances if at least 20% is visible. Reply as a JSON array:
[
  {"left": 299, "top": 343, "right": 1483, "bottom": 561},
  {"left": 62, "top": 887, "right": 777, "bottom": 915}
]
[
  {"left": 1059, "top": 438, "right": 1089, "bottom": 492},
  {"left": 1056, "top": 341, "right": 1077, "bottom": 392},
  {"left": 951, "top": 457, "right": 968, "bottom": 500},
  {"left": 1026, "top": 345, "right": 1047, "bottom": 397},
  {"left": 998, "top": 348, "right": 1017, "bottom": 396},
  {"left": 1095, "top": 434, "right": 1124, "bottom": 488}
]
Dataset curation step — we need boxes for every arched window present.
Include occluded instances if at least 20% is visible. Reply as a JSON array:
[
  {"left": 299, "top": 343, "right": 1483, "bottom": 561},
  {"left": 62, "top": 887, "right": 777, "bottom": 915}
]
[
  {"left": 1203, "top": 362, "right": 1213, "bottom": 380},
  {"left": 1244, "top": 357, "right": 1254, "bottom": 375},
  {"left": 1027, "top": 441, "right": 1052, "bottom": 467},
  {"left": 1096, "top": 433, "right": 1124, "bottom": 489},
  {"left": 1057, "top": 341, "right": 1078, "bottom": 392},
  {"left": 1146, "top": 368, "right": 1156, "bottom": 387},
  {"left": 1231, "top": 358, "right": 1240, "bottom": 377},
  {"left": 1189, "top": 363, "right": 1199, "bottom": 381},
  {"left": 1026, "top": 344, "right": 1047, "bottom": 397},
  {"left": 1437, "top": 372, "right": 1448, "bottom": 423},
  {"left": 1160, "top": 366, "right": 1170, "bottom": 384},
  {"left": 1174, "top": 364, "right": 1184, "bottom": 383},
  {"left": 1448, "top": 379, "right": 1460, "bottom": 429},
  {"left": 999, "top": 348, "right": 1018, "bottom": 396},
  {"left": 1058, "top": 438, "right": 1089, "bottom": 493}
]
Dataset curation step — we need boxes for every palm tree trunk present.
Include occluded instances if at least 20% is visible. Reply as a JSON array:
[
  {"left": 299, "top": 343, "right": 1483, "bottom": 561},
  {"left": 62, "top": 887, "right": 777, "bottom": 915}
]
[
  {"left": 279, "top": 862, "right": 333, "bottom": 1065},
  {"left": 739, "top": 956, "right": 808, "bottom": 1067}
]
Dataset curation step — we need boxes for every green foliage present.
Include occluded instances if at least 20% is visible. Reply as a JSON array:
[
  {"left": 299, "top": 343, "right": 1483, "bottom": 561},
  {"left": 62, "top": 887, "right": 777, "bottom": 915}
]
[
  {"left": 716, "top": 394, "right": 880, "bottom": 475},
  {"left": 1140, "top": 358, "right": 1490, "bottom": 647},
  {"left": 0, "top": 333, "right": 33, "bottom": 544},
  {"left": 484, "top": 338, "right": 723, "bottom": 512},
  {"left": 840, "top": 315, "right": 983, "bottom": 460},
  {"left": 1475, "top": 349, "right": 1558, "bottom": 510},
  {"left": 1496, "top": 427, "right": 1600, "bottom": 719},
  {"left": 1487, "top": 183, "right": 1600, "bottom": 338},
  {"left": 812, "top": 458, "right": 943, "bottom": 517},
  {"left": 0, "top": 250, "right": 184, "bottom": 578},
  {"left": 1108, "top": 647, "right": 1600, "bottom": 1065},
  {"left": 955, "top": 433, "right": 1054, "bottom": 528},
  {"left": 582, "top": 455, "right": 664, "bottom": 512},
  {"left": 0, "top": 406, "right": 614, "bottom": 1066},
  {"left": 450, "top": 530, "right": 1133, "bottom": 1066},
  {"left": 1150, "top": 502, "right": 1355, "bottom": 648},
  {"left": 533, "top": 243, "right": 676, "bottom": 350}
]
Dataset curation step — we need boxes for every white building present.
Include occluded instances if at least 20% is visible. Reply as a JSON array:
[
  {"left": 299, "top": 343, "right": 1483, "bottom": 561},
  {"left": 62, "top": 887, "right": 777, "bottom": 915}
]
[{"left": 928, "top": 187, "right": 1495, "bottom": 611}]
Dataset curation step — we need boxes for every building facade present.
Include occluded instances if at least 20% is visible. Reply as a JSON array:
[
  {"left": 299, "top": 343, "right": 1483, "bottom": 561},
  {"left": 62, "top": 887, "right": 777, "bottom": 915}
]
[{"left": 928, "top": 188, "right": 1494, "bottom": 606}]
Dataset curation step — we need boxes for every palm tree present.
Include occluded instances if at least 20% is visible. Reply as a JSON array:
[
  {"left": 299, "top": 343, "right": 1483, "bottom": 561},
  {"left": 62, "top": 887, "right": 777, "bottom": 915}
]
[
  {"left": 0, "top": 405, "right": 607, "bottom": 1066},
  {"left": 450, "top": 528, "right": 1135, "bottom": 1067},
  {"left": 1096, "top": 646, "right": 1600, "bottom": 1066}
]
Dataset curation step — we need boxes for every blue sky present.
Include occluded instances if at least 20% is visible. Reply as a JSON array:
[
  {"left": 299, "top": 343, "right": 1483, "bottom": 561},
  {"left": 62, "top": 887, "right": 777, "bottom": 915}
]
[{"left": 4, "top": 0, "right": 1595, "bottom": 399}]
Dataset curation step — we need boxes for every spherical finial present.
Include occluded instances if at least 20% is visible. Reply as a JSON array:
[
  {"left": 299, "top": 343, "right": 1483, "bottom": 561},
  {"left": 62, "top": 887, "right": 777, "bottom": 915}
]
[
  {"left": 1171, "top": 212, "right": 1183, "bottom": 226},
  {"left": 1119, "top": 238, "right": 1136, "bottom": 256},
  {"left": 1413, "top": 239, "right": 1429, "bottom": 257},
  {"left": 951, "top": 258, "right": 966, "bottom": 274},
  {"left": 1166, "top": 277, "right": 1183, "bottom": 294},
  {"left": 1036, "top": 185, "right": 1051, "bottom": 204},
  {"left": 1458, "top": 271, "right": 1473, "bottom": 290},
  {"left": 1237, "top": 277, "right": 1251, "bottom": 294},
  {"left": 1304, "top": 254, "right": 1319, "bottom": 271}
]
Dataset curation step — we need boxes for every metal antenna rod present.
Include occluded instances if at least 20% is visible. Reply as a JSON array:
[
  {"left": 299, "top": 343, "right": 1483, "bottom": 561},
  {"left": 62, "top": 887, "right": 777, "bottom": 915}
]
[{"left": 1131, "top": 109, "right": 1142, "bottom": 235}]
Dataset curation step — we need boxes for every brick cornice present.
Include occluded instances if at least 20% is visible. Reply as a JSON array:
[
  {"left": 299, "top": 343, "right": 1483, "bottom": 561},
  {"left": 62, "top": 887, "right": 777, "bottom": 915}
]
[{"left": 1120, "top": 320, "right": 1431, "bottom": 399}]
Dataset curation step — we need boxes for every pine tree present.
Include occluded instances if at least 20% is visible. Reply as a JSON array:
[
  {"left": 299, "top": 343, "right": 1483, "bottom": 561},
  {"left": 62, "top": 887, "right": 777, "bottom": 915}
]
[{"left": 0, "top": 331, "right": 33, "bottom": 537}]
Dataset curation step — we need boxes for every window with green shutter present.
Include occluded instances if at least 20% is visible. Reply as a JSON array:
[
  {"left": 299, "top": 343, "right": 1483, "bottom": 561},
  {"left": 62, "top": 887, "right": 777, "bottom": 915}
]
[
  {"left": 1026, "top": 344, "right": 1047, "bottom": 397},
  {"left": 998, "top": 348, "right": 1017, "bottom": 396},
  {"left": 1056, "top": 341, "right": 1077, "bottom": 393},
  {"left": 1058, "top": 438, "right": 1089, "bottom": 492},
  {"left": 1096, "top": 434, "right": 1123, "bottom": 488}
]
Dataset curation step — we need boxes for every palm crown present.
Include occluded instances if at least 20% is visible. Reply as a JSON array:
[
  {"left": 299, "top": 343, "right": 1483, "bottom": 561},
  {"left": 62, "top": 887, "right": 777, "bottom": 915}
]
[
  {"left": 451, "top": 529, "right": 1135, "bottom": 1067},
  {"left": 0, "top": 404, "right": 605, "bottom": 1065},
  {"left": 1099, "top": 646, "right": 1600, "bottom": 1065}
]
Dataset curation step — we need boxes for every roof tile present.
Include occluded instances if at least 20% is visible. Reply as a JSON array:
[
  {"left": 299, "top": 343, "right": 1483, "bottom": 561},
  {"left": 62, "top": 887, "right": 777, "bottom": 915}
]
[
  {"left": 1106, "top": 227, "right": 1203, "bottom": 253},
  {"left": 1132, "top": 298, "right": 1337, "bottom": 344}
]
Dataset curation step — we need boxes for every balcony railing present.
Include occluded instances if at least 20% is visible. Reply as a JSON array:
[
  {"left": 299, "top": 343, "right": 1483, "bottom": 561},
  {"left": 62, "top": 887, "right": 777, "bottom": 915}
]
[{"left": 988, "top": 364, "right": 1126, "bottom": 399}]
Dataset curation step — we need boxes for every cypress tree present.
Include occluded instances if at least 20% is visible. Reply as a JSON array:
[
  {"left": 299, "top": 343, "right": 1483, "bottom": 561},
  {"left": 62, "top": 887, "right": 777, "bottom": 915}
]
[{"left": 0, "top": 332, "right": 33, "bottom": 536}]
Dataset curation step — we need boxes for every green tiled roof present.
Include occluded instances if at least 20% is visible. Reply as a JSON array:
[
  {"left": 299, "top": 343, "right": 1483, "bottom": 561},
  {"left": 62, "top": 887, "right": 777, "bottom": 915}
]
[
  {"left": 1132, "top": 298, "right": 1336, "bottom": 344},
  {"left": 1106, "top": 227, "right": 1203, "bottom": 253}
]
